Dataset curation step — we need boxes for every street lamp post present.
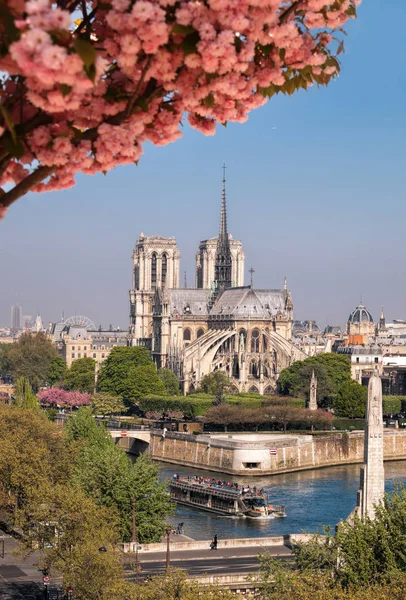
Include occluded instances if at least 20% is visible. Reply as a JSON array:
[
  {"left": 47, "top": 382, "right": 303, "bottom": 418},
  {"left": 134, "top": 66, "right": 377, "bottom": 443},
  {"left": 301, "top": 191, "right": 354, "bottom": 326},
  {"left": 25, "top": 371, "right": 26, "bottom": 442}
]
[
  {"left": 131, "top": 498, "right": 141, "bottom": 583},
  {"left": 165, "top": 525, "right": 172, "bottom": 572}
]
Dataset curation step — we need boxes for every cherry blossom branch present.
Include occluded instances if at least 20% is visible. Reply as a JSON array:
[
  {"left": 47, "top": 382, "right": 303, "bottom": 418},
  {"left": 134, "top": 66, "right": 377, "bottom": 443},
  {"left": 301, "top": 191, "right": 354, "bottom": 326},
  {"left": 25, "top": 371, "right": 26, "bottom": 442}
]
[
  {"left": 279, "top": 1, "right": 304, "bottom": 23},
  {"left": 125, "top": 56, "right": 153, "bottom": 118},
  {"left": 0, "top": 0, "right": 356, "bottom": 218},
  {"left": 0, "top": 165, "right": 54, "bottom": 209}
]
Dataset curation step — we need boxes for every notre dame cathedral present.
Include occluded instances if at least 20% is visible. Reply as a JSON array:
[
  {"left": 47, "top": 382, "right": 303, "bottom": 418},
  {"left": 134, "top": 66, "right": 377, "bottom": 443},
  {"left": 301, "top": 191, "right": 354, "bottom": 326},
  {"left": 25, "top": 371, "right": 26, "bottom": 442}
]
[{"left": 129, "top": 170, "right": 305, "bottom": 394}]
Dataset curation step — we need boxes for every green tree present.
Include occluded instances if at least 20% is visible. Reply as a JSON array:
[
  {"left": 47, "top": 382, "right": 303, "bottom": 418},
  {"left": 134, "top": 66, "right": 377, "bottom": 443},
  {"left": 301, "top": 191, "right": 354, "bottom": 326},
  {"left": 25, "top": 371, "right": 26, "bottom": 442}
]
[
  {"left": 64, "top": 357, "right": 96, "bottom": 393},
  {"left": 158, "top": 368, "right": 181, "bottom": 395},
  {"left": 47, "top": 355, "right": 67, "bottom": 386},
  {"left": 0, "top": 343, "right": 11, "bottom": 378},
  {"left": 333, "top": 380, "right": 367, "bottom": 418},
  {"left": 122, "top": 569, "right": 235, "bottom": 600},
  {"left": 28, "top": 484, "right": 125, "bottom": 600},
  {"left": 97, "top": 346, "right": 152, "bottom": 396},
  {"left": 121, "top": 364, "right": 166, "bottom": 403},
  {"left": 12, "top": 376, "right": 40, "bottom": 410},
  {"left": 91, "top": 393, "right": 126, "bottom": 417},
  {"left": 290, "top": 364, "right": 332, "bottom": 406},
  {"left": 279, "top": 354, "right": 351, "bottom": 407},
  {"left": 65, "top": 406, "right": 109, "bottom": 445},
  {"left": 0, "top": 405, "right": 73, "bottom": 522},
  {"left": 198, "top": 371, "right": 232, "bottom": 404},
  {"left": 7, "top": 332, "right": 58, "bottom": 392},
  {"left": 67, "top": 408, "right": 173, "bottom": 542}
]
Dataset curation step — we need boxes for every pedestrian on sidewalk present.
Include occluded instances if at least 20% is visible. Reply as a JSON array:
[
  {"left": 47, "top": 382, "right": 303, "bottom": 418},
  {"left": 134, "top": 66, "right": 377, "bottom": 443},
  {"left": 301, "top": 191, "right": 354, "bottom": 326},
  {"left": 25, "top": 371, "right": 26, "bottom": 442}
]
[{"left": 210, "top": 534, "right": 218, "bottom": 550}]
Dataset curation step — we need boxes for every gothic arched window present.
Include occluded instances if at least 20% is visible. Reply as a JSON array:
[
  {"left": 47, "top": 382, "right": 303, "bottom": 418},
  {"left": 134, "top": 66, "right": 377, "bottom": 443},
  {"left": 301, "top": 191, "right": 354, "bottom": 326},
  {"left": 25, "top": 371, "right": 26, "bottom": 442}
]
[
  {"left": 251, "top": 328, "right": 260, "bottom": 353},
  {"left": 183, "top": 328, "right": 191, "bottom": 341},
  {"left": 162, "top": 253, "right": 167, "bottom": 284},
  {"left": 250, "top": 360, "right": 258, "bottom": 378},
  {"left": 197, "top": 328, "right": 205, "bottom": 338},
  {"left": 151, "top": 253, "right": 157, "bottom": 287}
]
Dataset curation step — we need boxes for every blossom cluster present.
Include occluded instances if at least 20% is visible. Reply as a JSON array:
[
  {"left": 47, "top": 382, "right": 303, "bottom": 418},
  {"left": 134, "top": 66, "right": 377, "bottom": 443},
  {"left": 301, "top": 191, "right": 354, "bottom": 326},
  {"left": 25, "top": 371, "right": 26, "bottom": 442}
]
[
  {"left": 0, "top": 0, "right": 359, "bottom": 217},
  {"left": 39, "top": 387, "right": 91, "bottom": 407}
]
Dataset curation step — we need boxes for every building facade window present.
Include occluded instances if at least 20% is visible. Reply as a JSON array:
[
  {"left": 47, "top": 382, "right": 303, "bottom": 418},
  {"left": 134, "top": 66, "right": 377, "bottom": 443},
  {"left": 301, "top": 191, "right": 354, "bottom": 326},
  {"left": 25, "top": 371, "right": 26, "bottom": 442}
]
[
  {"left": 71, "top": 353, "right": 75, "bottom": 359},
  {"left": 162, "top": 253, "right": 167, "bottom": 284},
  {"left": 93, "top": 353, "right": 96, "bottom": 358},
  {"left": 251, "top": 329, "right": 260, "bottom": 353},
  {"left": 183, "top": 328, "right": 191, "bottom": 341},
  {"left": 151, "top": 252, "right": 157, "bottom": 287},
  {"left": 197, "top": 328, "right": 204, "bottom": 339}
]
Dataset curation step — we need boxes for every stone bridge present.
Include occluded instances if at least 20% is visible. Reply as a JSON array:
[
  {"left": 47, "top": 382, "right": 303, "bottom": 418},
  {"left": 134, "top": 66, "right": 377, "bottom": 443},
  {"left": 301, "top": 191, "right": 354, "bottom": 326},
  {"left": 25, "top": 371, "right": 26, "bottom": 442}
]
[{"left": 108, "top": 428, "right": 151, "bottom": 455}]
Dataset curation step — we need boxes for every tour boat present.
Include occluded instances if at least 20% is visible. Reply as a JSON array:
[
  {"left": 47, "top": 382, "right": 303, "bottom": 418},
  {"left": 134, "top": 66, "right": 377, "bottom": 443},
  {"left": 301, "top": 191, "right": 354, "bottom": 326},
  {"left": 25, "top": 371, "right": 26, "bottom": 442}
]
[{"left": 169, "top": 476, "right": 286, "bottom": 518}]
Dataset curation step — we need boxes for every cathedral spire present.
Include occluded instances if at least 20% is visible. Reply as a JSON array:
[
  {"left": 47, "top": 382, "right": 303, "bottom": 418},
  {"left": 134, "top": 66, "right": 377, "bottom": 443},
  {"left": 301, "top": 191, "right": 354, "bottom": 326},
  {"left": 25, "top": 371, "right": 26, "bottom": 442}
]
[
  {"left": 219, "top": 162, "right": 228, "bottom": 241},
  {"left": 214, "top": 162, "right": 232, "bottom": 292}
]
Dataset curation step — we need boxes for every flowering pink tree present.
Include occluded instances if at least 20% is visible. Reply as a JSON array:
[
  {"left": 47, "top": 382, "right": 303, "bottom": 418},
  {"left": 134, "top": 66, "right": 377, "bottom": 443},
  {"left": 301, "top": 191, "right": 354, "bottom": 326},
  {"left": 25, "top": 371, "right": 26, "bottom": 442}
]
[
  {"left": 39, "top": 387, "right": 91, "bottom": 408},
  {"left": 0, "top": 0, "right": 359, "bottom": 219}
]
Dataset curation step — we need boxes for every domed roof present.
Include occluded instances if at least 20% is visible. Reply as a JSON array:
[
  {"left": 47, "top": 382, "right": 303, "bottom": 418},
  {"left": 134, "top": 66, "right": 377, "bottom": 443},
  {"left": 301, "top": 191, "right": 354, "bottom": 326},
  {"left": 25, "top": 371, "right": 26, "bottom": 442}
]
[{"left": 348, "top": 304, "right": 374, "bottom": 324}]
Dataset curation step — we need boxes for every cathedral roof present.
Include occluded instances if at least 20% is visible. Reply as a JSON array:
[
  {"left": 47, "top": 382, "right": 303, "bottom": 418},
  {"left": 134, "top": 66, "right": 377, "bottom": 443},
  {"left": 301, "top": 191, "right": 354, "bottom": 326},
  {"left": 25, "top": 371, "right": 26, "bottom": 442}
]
[
  {"left": 210, "top": 287, "right": 287, "bottom": 318},
  {"left": 168, "top": 289, "right": 210, "bottom": 317}
]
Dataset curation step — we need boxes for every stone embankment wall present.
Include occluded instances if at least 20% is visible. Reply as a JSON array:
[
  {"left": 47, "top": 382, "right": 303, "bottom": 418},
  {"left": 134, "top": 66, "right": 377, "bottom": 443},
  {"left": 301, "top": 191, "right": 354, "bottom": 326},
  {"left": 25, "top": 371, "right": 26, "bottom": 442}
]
[
  {"left": 122, "top": 533, "right": 312, "bottom": 553},
  {"left": 150, "top": 430, "right": 406, "bottom": 476}
]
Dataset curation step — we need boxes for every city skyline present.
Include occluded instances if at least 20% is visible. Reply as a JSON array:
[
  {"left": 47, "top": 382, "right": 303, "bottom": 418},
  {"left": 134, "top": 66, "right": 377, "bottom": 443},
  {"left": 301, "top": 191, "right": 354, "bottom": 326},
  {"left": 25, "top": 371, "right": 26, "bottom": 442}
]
[{"left": 0, "top": 0, "right": 404, "bottom": 331}]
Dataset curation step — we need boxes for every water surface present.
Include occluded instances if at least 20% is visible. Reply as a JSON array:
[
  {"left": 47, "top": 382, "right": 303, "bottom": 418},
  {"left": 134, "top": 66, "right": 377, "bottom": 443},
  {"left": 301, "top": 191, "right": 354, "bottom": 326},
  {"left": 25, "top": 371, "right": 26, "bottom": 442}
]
[{"left": 156, "top": 461, "right": 406, "bottom": 541}]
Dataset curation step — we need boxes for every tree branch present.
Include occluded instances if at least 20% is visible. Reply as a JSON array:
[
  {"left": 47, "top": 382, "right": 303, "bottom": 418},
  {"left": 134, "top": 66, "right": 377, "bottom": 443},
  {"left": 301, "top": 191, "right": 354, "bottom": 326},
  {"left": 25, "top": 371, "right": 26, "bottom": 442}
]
[
  {"left": 0, "top": 165, "right": 55, "bottom": 209},
  {"left": 125, "top": 56, "right": 153, "bottom": 118},
  {"left": 279, "top": 0, "right": 304, "bottom": 23}
]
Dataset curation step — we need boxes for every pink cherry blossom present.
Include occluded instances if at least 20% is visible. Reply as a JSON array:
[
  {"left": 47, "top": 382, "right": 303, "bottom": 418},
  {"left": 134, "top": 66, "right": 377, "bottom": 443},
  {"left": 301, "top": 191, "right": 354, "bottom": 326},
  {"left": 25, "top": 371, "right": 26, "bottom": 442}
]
[
  {"left": 39, "top": 387, "right": 91, "bottom": 407},
  {"left": 0, "top": 0, "right": 358, "bottom": 216}
]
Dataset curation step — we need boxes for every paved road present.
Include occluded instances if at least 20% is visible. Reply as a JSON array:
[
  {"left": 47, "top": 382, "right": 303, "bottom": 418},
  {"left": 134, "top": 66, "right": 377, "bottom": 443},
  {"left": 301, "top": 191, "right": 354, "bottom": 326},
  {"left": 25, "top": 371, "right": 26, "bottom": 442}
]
[
  {"left": 0, "top": 532, "right": 62, "bottom": 600},
  {"left": 129, "top": 543, "right": 293, "bottom": 577}
]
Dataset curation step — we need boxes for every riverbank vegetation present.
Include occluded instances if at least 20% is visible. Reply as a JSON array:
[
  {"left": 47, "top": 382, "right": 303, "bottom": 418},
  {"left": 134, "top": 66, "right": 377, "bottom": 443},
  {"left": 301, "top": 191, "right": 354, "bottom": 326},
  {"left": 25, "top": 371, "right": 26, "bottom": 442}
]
[
  {"left": 256, "top": 485, "right": 406, "bottom": 599},
  {"left": 0, "top": 404, "right": 174, "bottom": 598}
]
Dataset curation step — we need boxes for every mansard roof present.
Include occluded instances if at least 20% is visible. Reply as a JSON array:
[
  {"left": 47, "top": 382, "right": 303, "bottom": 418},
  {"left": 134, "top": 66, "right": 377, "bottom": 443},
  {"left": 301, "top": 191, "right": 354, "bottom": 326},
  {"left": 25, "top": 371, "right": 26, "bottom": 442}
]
[
  {"left": 168, "top": 289, "right": 210, "bottom": 317},
  {"left": 210, "top": 286, "right": 287, "bottom": 318}
]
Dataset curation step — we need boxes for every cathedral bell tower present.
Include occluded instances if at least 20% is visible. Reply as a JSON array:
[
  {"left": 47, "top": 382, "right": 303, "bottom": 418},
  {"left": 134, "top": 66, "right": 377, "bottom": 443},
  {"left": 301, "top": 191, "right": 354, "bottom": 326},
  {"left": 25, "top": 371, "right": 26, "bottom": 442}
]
[
  {"left": 129, "top": 233, "right": 180, "bottom": 346},
  {"left": 214, "top": 164, "right": 233, "bottom": 292}
]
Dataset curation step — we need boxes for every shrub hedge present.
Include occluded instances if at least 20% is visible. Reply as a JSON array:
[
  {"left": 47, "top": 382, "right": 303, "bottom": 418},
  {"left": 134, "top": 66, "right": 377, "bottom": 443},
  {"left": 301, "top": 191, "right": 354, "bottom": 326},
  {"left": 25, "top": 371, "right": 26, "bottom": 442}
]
[{"left": 138, "top": 393, "right": 305, "bottom": 417}]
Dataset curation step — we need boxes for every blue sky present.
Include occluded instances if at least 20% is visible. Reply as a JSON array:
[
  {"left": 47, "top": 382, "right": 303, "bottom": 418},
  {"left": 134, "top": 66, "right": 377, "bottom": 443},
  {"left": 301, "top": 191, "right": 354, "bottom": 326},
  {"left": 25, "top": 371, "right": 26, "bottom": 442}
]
[{"left": 1, "top": 0, "right": 405, "bottom": 330}]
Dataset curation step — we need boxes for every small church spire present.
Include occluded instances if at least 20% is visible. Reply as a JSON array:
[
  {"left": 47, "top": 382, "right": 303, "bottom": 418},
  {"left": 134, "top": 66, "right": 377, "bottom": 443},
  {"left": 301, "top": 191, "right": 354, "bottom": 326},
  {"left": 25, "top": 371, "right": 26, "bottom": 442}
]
[
  {"left": 379, "top": 305, "right": 386, "bottom": 331},
  {"left": 249, "top": 267, "right": 255, "bottom": 289},
  {"left": 284, "top": 276, "right": 287, "bottom": 291}
]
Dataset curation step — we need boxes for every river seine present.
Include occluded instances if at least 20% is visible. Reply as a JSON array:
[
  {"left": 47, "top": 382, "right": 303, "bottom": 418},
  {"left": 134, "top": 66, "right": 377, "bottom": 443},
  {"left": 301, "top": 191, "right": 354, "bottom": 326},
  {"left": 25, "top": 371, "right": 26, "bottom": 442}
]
[{"left": 157, "top": 461, "right": 406, "bottom": 541}]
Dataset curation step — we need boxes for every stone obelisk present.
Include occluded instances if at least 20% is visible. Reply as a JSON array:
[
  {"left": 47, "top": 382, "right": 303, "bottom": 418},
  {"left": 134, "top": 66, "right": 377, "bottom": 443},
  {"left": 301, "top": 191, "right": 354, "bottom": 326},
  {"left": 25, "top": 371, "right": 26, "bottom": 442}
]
[
  {"left": 358, "top": 370, "right": 385, "bottom": 518},
  {"left": 309, "top": 370, "right": 318, "bottom": 411}
]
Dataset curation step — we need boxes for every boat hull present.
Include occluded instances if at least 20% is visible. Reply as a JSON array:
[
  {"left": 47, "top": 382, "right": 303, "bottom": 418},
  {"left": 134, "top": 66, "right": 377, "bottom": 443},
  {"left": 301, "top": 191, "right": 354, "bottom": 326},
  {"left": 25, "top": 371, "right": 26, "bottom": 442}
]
[{"left": 173, "top": 498, "right": 244, "bottom": 516}]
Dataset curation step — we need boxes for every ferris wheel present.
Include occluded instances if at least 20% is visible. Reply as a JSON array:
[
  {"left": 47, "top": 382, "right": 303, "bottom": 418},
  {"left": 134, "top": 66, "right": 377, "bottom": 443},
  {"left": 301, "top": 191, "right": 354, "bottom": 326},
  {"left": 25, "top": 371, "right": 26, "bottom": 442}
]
[{"left": 64, "top": 315, "right": 97, "bottom": 330}]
